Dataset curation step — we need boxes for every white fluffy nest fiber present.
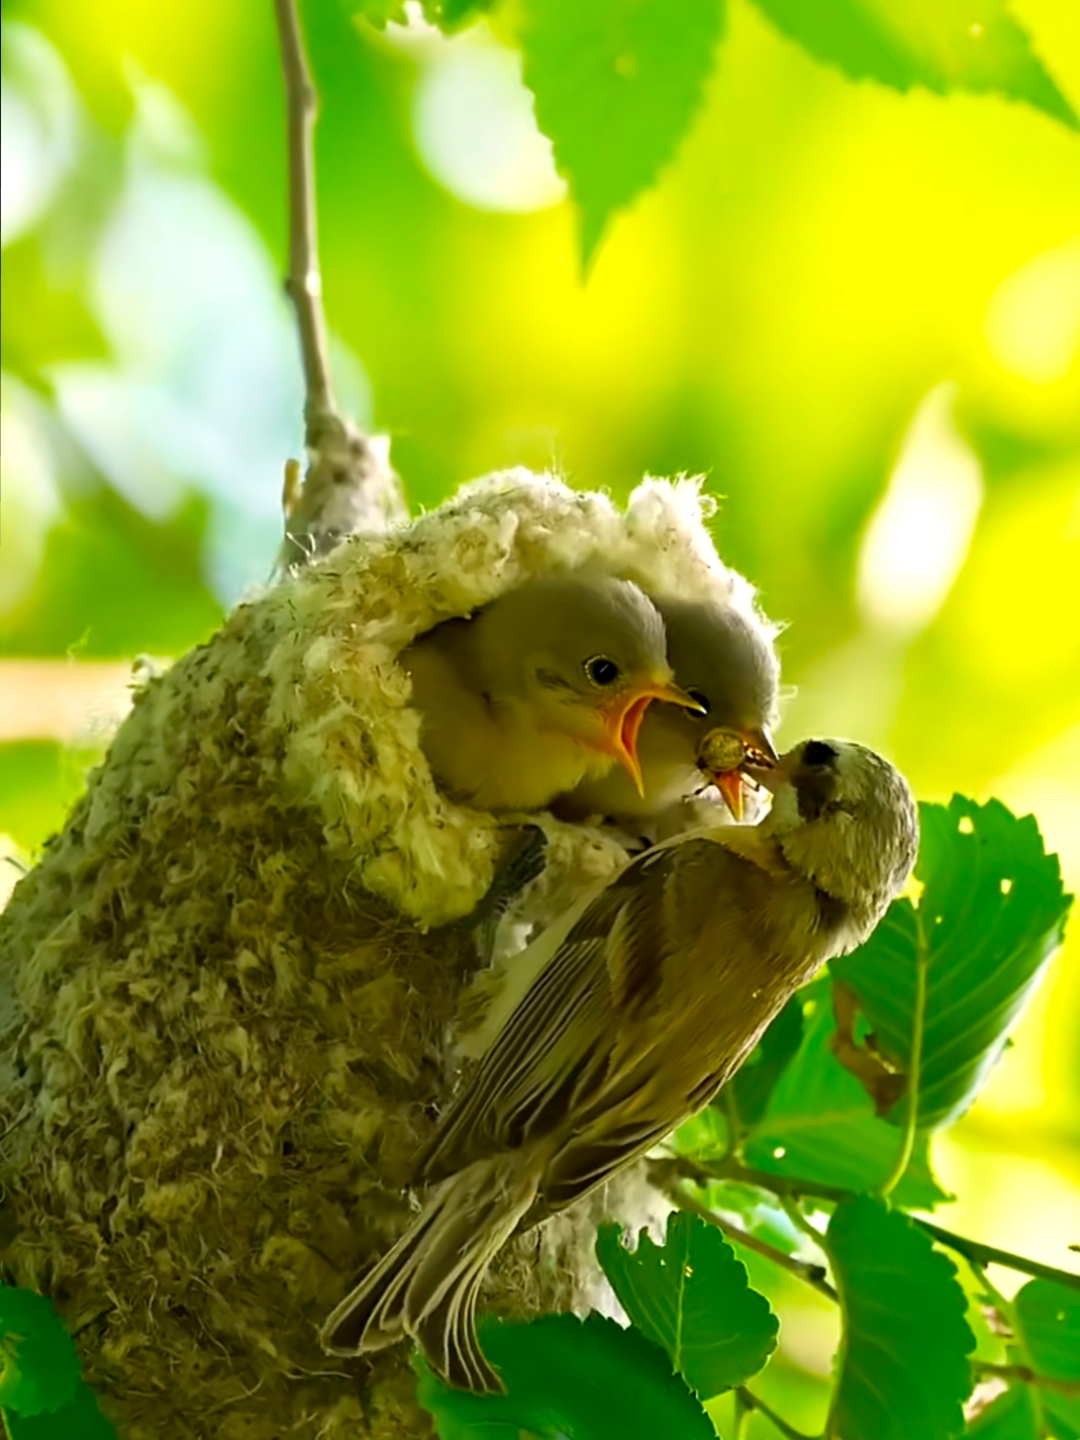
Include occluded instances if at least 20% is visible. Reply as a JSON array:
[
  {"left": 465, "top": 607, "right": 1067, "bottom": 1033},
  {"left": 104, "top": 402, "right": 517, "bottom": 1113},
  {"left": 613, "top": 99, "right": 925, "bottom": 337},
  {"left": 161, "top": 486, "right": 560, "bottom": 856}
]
[{"left": 258, "top": 466, "right": 772, "bottom": 928}]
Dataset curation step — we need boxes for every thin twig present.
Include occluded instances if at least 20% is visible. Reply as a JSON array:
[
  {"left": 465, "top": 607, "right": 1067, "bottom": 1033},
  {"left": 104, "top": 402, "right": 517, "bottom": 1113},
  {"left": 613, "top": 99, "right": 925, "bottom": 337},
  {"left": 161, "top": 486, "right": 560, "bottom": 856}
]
[
  {"left": 974, "top": 1361, "right": 1080, "bottom": 1398},
  {"left": 273, "top": 0, "right": 336, "bottom": 428},
  {"left": 656, "top": 1155, "right": 1080, "bottom": 1292},
  {"left": 969, "top": 1262, "right": 1051, "bottom": 1435},
  {"left": 663, "top": 1184, "right": 838, "bottom": 1302},
  {"left": 735, "top": 1387, "right": 819, "bottom": 1440},
  {"left": 271, "top": 0, "right": 405, "bottom": 567},
  {"left": 777, "top": 1193, "right": 829, "bottom": 1251},
  {"left": 916, "top": 1218, "right": 1080, "bottom": 1293}
]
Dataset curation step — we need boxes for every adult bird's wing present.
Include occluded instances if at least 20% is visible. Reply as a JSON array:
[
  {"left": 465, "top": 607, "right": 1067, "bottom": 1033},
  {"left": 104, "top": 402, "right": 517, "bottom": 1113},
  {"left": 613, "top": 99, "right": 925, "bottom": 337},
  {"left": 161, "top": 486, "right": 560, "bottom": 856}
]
[{"left": 418, "top": 837, "right": 725, "bottom": 1181}]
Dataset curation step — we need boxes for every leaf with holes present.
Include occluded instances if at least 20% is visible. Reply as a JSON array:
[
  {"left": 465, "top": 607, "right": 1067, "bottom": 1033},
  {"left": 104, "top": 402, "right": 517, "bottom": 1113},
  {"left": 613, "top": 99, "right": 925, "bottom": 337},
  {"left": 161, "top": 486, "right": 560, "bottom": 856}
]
[
  {"left": 826, "top": 1197, "right": 975, "bottom": 1440},
  {"left": 522, "top": 0, "right": 725, "bottom": 264},
  {"left": 413, "top": 1312, "right": 715, "bottom": 1439},
  {"left": 595, "top": 1211, "right": 778, "bottom": 1399},
  {"left": 748, "top": 0, "right": 1076, "bottom": 130},
  {"left": 831, "top": 797, "right": 1072, "bottom": 1129},
  {"left": 742, "top": 984, "right": 949, "bottom": 1207}
]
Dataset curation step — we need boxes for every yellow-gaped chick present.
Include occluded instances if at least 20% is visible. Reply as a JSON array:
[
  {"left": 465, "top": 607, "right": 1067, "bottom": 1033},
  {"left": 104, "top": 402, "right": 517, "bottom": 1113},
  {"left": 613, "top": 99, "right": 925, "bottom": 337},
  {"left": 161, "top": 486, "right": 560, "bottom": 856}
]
[
  {"left": 401, "top": 575, "right": 704, "bottom": 813},
  {"left": 558, "top": 596, "right": 779, "bottom": 824},
  {"left": 321, "top": 738, "right": 918, "bottom": 1391}
]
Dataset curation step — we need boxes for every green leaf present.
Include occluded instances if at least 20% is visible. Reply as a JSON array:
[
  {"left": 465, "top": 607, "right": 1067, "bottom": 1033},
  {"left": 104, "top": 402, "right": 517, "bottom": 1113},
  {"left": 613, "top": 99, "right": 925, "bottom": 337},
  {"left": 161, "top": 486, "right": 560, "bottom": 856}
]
[
  {"left": 1014, "top": 1278, "right": 1080, "bottom": 1439},
  {"left": 522, "top": 0, "right": 725, "bottom": 265},
  {"left": 0, "top": 1286, "right": 80, "bottom": 1418},
  {"left": 437, "top": 0, "right": 497, "bottom": 30},
  {"left": 348, "top": 0, "right": 410, "bottom": 28},
  {"left": 748, "top": 0, "right": 1077, "bottom": 130},
  {"left": 595, "top": 1211, "right": 778, "bottom": 1399},
  {"left": 413, "top": 1312, "right": 715, "bottom": 1439},
  {"left": 732, "top": 993, "right": 804, "bottom": 1128},
  {"left": 743, "top": 985, "right": 949, "bottom": 1207},
  {"left": 831, "top": 797, "right": 1073, "bottom": 1129},
  {"left": 825, "top": 1197, "right": 975, "bottom": 1440},
  {"left": 4, "top": 1384, "right": 119, "bottom": 1440}
]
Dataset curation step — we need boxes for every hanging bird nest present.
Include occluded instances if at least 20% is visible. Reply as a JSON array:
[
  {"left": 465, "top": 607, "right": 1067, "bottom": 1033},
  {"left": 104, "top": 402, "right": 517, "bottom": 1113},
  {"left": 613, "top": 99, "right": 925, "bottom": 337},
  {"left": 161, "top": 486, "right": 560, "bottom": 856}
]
[{"left": 0, "top": 469, "right": 773, "bottom": 1439}]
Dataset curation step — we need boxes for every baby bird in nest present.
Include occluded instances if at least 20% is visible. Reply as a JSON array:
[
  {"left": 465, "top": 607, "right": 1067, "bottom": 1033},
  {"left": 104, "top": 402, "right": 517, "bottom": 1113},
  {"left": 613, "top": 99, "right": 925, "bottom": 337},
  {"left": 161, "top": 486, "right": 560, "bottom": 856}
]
[
  {"left": 401, "top": 574, "right": 704, "bottom": 813},
  {"left": 557, "top": 597, "right": 779, "bottom": 826},
  {"left": 322, "top": 737, "right": 918, "bottom": 1392}
]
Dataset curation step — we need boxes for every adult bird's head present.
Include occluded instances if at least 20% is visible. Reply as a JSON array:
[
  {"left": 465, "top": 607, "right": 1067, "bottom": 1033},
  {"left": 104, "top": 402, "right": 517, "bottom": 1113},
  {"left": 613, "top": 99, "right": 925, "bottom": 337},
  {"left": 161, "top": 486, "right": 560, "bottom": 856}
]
[{"left": 751, "top": 738, "right": 919, "bottom": 943}]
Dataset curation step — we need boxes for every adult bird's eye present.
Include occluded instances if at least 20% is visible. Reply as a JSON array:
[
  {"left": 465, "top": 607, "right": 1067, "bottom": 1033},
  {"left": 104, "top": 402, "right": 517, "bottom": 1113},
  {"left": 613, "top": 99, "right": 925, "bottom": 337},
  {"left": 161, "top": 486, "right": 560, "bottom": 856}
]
[
  {"left": 584, "top": 655, "right": 621, "bottom": 687},
  {"left": 803, "top": 740, "right": 838, "bottom": 768},
  {"left": 686, "top": 689, "right": 710, "bottom": 715}
]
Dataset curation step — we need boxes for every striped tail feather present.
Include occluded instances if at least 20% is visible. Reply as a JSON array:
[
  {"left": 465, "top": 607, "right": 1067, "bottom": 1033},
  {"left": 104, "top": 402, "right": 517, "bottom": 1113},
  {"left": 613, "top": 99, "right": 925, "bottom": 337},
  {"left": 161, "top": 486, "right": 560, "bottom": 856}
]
[{"left": 320, "top": 1148, "right": 545, "bottom": 1393}]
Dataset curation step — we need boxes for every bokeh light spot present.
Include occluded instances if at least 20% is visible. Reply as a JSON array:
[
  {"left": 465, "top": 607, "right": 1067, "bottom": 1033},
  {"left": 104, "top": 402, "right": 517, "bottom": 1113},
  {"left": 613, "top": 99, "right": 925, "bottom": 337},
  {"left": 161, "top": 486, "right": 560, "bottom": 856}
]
[
  {"left": 984, "top": 238, "right": 1080, "bottom": 385},
  {"left": 857, "top": 384, "right": 984, "bottom": 635},
  {"left": 412, "top": 35, "right": 566, "bottom": 215},
  {"left": 0, "top": 24, "right": 79, "bottom": 247}
]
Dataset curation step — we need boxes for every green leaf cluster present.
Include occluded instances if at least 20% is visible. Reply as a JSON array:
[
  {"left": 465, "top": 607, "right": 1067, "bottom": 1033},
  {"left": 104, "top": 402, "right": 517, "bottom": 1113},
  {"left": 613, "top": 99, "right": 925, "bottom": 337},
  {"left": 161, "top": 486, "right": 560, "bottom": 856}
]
[
  {"left": 508, "top": 0, "right": 1076, "bottom": 260},
  {"left": 347, "top": 0, "right": 1076, "bottom": 262},
  {"left": 416, "top": 796, "right": 1074, "bottom": 1439}
]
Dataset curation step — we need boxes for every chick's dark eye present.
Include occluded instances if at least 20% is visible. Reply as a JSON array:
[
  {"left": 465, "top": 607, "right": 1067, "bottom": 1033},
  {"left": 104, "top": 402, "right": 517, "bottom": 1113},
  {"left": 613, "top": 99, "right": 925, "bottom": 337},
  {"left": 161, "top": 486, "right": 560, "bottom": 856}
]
[
  {"left": 803, "top": 740, "right": 838, "bottom": 768},
  {"left": 686, "top": 689, "right": 711, "bottom": 716},
  {"left": 584, "top": 656, "right": 621, "bottom": 687}
]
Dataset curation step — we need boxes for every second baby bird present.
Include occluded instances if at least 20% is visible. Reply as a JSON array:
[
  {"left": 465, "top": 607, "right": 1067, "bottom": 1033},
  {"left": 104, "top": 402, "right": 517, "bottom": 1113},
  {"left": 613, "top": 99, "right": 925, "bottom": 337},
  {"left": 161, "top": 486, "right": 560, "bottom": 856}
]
[{"left": 560, "top": 596, "right": 779, "bottom": 825}]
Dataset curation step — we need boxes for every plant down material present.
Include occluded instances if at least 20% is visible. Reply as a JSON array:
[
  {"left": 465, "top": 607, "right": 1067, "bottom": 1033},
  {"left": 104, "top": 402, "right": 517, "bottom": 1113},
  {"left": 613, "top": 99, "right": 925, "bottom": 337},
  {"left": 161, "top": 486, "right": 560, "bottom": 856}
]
[{"left": 0, "top": 470, "right": 771, "bottom": 1439}]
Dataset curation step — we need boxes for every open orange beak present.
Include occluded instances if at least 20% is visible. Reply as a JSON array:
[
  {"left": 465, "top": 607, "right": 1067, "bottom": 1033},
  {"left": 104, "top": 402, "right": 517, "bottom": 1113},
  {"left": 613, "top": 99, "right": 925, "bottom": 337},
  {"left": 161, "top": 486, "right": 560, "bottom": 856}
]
[
  {"left": 710, "top": 725, "right": 779, "bottom": 821},
  {"left": 597, "top": 678, "right": 706, "bottom": 796}
]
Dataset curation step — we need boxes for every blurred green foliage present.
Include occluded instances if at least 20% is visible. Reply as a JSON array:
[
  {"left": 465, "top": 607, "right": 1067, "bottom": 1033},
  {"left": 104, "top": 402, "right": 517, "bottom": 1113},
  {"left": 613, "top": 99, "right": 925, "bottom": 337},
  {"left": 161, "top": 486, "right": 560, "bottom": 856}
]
[{"left": 1, "top": 0, "right": 1079, "bottom": 1433}]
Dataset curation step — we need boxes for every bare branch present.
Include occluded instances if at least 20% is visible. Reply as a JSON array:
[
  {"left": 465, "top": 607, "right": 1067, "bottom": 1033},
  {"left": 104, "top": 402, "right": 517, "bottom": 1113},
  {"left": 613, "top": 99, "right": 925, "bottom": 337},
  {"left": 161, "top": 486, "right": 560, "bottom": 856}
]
[
  {"left": 274, "top": 0, "right": 335, "bottom": 424},
  {"left": 974, "top": 1361, "right": 1080, "bottom": 1398},
  {"left": 735, "top": 1387, "right": 819, "bottom": 1440},
  {"left": 272, "top": 0, "right": 406, "bottom": 568},
  {"left": 661, "top": 1154, "right": 1080, "bottom": 1293}
]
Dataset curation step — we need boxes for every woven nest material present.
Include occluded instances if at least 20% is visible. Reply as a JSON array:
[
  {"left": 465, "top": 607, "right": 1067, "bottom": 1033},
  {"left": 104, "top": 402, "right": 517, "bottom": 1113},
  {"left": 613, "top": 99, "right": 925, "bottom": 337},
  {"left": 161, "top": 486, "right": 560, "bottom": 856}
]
[{"left": 0, "top": 470, "right": 771, "bottom": 1438}]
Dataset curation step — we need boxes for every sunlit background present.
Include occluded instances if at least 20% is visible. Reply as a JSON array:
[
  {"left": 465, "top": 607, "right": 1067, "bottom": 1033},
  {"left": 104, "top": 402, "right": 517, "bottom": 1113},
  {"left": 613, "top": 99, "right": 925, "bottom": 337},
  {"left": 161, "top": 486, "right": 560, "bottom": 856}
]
[{"left": 1, "top": 0, "right": 1078, "bottom": 1430}]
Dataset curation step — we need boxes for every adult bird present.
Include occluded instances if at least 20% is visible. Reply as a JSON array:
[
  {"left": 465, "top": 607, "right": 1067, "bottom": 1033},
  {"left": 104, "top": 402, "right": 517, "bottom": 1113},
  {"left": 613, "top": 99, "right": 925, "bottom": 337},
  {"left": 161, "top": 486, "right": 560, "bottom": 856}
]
[
  {"left": 400, "top": 574, "right": 704, "bottom": 813},
  {"left": 557, "top": 597, "right": 779, "bottom": 826},
  {"left": 321, "top": 738, "right": 918, "bottom": 1390}
]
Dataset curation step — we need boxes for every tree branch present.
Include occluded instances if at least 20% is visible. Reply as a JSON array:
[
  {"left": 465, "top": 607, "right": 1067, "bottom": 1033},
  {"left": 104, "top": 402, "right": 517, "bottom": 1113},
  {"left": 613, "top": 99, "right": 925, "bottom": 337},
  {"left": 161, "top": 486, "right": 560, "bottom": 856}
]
[
  {"left": 274, "top": 0, "right": 336, "bottom": 425},
  {"left": 658, "top": 1155, "right": 1080, "bottom": 1293},
  {"left": 735, "top": 1387, "right": 819, "bottom": 1440},
  {"left": 272, "top": 0, "right": 406, "bottom": 568},
  {"left": 974, "top": 1361, "right": 1080, "bottom": 1398},
  {"left": 916, "top": 1218, "right": 1080, "bottom": 1294}
]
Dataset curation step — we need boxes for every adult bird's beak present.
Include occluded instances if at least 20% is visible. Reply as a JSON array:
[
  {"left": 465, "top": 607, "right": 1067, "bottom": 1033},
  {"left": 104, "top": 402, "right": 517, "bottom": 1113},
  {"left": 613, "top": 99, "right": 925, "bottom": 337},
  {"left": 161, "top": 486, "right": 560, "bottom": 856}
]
[
  {"left": 707, "top": 725, "right": 778, "bottom": 821},
  {"left": 597, "top": 678, "right": 707, "bottom": 795}
]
